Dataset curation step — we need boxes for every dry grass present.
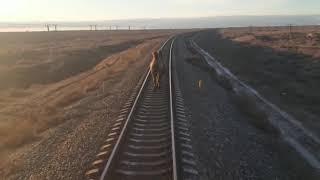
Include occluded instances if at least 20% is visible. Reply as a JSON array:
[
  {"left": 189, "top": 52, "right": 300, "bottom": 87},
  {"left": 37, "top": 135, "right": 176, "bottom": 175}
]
[
  {"left": 49, "top": 78, "right": 103, "bottom": 107},
  {"left": 0, "top": 30, "right": 176, "bottom": 91},
  {"left": 0, "top": 36, "right": 165, "bottom": 156},
  {"left": 220, "top": 26, "right": 320, "bottom": 58},
  {"left": 0, "top": 120, "right": 38, "bottom": 149}
]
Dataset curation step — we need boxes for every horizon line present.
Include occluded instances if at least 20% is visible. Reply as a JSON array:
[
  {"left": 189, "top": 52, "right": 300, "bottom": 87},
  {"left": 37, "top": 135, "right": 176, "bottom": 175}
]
[{"left": 1, "top": 14, "right": 320, "bottom": 23}]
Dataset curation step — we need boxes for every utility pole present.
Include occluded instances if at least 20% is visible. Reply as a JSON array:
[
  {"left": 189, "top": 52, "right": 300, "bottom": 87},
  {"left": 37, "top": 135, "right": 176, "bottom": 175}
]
[
  {"left": 289, "top": 24, "right": 293, "bottom": 40},
  {"left": 45, "top": 24, "right": 50, "bottom": 32},
  {"left": 128, "top": 26, "right": 131, "bottom": 30},
  {"left": 89, "top": 25, "right": 97, "bottom": 31}
]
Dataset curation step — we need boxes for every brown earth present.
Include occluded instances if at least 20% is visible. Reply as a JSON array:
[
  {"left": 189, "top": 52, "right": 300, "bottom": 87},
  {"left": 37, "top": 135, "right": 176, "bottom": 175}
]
[
  {"left": 0, "top": 30, "right": 182, "bottom": 179},
  {"left": 221, "top": 26, "right": 320, "bottom": 58},
  {"left": 0, "top": 30, "right": 173, "bottom": 90}
]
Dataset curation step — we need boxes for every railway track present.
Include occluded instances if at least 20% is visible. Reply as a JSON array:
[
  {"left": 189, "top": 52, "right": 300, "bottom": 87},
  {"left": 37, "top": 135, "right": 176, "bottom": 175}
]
[{"left": 86, "top": 36, "right": 198, "bottom": 180}]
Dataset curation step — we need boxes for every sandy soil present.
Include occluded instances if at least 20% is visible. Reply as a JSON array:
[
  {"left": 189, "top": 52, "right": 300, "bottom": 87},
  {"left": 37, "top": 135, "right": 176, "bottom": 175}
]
[
  {"left": 194, "top": 28, "right": 320, "bottom": 137},
  {"left": 0, "top": 30, "right": 180, "bottom": 179}
]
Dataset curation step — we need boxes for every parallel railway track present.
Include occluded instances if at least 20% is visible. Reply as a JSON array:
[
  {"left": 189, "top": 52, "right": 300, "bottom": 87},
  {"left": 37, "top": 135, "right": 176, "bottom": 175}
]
[{"left": 86, "top": 36, "right": 198, "bottom": 180}]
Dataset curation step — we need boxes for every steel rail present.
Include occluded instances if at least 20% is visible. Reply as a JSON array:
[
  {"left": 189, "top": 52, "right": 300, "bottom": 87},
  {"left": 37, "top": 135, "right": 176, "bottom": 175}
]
[{"left": 99, "top": 36, "right": 175, "bottom": 180}]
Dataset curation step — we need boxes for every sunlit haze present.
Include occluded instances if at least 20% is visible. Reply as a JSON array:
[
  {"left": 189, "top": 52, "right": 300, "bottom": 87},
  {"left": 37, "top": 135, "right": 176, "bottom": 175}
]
[{"left": 0, "top": 0, "right": 319, "bottom": 22}]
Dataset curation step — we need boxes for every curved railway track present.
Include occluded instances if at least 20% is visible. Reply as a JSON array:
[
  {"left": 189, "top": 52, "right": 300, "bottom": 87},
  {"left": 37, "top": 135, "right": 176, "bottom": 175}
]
[{"left": 86, "top": 36, "right": 198, "bottom": 180}]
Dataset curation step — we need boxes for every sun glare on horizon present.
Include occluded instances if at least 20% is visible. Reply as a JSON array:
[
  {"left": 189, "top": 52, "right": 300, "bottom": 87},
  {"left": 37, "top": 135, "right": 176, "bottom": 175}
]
[{"left": 0, "top": 0, "right": 319, "bottom": 22}]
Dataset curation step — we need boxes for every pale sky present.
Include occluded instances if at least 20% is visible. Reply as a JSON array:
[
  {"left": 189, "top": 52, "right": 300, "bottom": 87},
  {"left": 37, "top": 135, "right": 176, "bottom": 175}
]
[{"left": 0, "top": 0, "right": 319, "bottom": 22}]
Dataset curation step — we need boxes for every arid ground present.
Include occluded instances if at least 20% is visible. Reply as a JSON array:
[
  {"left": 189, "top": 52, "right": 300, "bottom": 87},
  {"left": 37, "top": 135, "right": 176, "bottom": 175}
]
[
  {"left": 1, "top": 27, "right": 319, "bottom": 179},
  {"left": 0, "top": 30, "right": 181, "bottom": 179},
  {"left": 194, "top": 26, "right": 320, "bottom": 136}
]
